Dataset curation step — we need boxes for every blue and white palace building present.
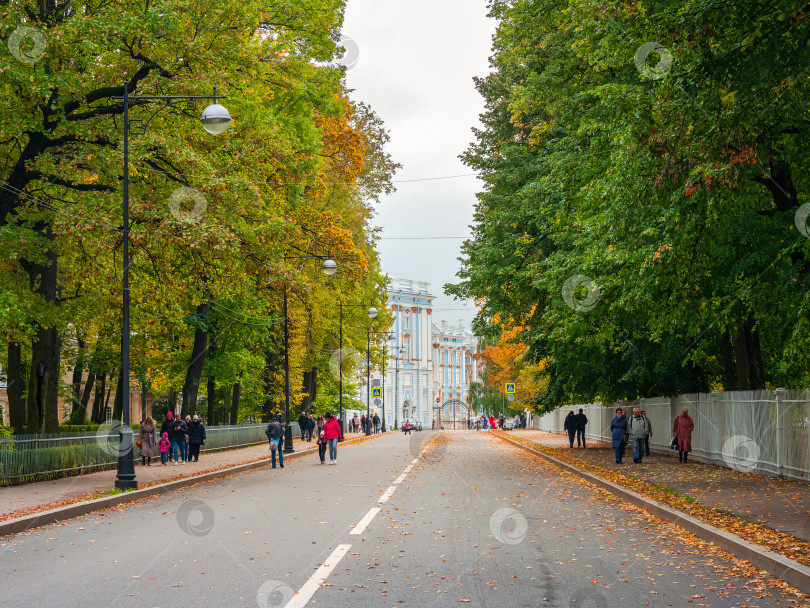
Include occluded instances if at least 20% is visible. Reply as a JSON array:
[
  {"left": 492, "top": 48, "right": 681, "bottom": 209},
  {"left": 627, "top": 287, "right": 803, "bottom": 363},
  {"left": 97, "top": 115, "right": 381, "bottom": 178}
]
[{"left": 363, "top": 278, "right": 482, "bottom": 429}]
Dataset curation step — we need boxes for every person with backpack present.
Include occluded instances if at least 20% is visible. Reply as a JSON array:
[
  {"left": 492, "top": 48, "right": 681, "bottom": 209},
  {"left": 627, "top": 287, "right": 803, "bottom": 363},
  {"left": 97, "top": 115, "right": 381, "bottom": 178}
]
[
  {"left": 265, "top": 414, "right": 285, "bottom": 469},
  {"left": 323, "top": 412, "right": 343, "bottom": 464},
  {"left": 628, "top": 407, "right": 650, "bottom": 463},
  {"left": 574, "top": 408, "right": 588, "bottom": 448},
  {"left": 563, "top": 411, "right": 576, "bottom": 448}
]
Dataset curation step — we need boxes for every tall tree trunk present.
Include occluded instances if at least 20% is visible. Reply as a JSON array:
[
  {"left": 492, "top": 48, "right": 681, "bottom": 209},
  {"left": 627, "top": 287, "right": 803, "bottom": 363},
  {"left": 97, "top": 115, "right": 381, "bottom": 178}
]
[
  {"left": 69, "top": 336, "right": 86, "bottom": 423},
  {"left": 181, "top": 300, "right": 210, "bottom": 418},
  {"left": 24, "top": 230, "right": 61, "bottom": 433},
  {"left": 112, "top": 369, "right": 123, "bottom": 422},
  {"left": 230, "top": 381, "right": 241, "bottom": 425},
  {"left": 168, "top": 389, "right": 177, "bottom": 415},
  {"left": 91, "top": 371, "right": 105, "bottom": 423},
  {"left": 732, "top": 323, "right": 751, "bottom": 391},
  {"left": 206, "top": 337, "right": 216, "bottom": 424},
  {"left": 746, "top": 318, "right": 766, "bottom": 389},
  {"left": 301, "top": 368, "right": 317, "bottom": 413},
  {"left": 719, "top": 329, "right": 737, "bottom": 391},
  {"left": 262, "top": 348, "right": 276, "bottom": 423},
  {"left": 7, "top": 342, "right": 25, "bottom": 431},
  {"left": 78, "top": 371, "right": 95, "bottom": 423}
]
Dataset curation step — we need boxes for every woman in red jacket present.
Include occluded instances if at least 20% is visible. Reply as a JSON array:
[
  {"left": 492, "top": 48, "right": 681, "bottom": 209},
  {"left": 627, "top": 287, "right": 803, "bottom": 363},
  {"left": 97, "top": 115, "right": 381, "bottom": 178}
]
[
  {"left": 672, "top": 407, "right": 695, "bottom": 463},
  {"left": 323, "top": 412, "right": 344, "bottom": 464}
]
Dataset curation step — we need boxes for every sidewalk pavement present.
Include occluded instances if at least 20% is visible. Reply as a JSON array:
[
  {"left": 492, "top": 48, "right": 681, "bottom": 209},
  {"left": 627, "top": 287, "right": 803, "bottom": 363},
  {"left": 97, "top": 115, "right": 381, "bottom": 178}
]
[
  {"left": 0, "top": 433, "right": 358, "bottom": 520},
  {"left": 507, "top": 429, "right": 810, "bottom": 542}
]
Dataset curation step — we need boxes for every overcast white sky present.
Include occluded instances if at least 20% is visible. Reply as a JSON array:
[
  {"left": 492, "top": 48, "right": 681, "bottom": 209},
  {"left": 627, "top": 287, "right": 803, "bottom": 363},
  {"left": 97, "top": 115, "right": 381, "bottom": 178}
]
[{"left": 342, "top": 0, "right": 496, "bottom": 329}]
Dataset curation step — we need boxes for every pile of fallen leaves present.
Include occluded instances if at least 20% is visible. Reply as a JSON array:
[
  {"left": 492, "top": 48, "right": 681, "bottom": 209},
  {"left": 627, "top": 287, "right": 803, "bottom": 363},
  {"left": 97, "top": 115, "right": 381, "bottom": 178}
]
[{"left": 495, "top": 431, "right": 810, "bottom": 569}]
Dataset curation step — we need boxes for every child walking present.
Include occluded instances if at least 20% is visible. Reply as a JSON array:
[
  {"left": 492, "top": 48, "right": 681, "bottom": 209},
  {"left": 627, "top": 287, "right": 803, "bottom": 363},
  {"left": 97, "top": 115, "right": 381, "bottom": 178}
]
[
  {"left": 159, "top": 432, "right": 171, "bottom": 465},
  {"left": 316, "top": 429, "right": 327, "bottom": 464}
]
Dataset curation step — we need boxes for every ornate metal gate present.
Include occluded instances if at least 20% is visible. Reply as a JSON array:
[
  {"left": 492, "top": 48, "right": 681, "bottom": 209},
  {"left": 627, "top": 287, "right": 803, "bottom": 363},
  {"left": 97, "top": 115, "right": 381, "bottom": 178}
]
[{"left": 435, "top": 399, "right": 470, "bottom": 430}]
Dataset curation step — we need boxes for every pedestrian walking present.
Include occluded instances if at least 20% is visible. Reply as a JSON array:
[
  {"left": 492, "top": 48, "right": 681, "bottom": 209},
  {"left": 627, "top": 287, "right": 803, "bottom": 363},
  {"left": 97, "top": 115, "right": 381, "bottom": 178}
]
[
  {"left": 187, "top": 414, "right": 206, "bottom": 462},
  {"left": 306, "top": 414, "right": 315, "bottom": 441},
  {"left": 564, "top": 411, "right": 576, "bottom": 448},
  {"left": 360, "top": 414, "right": 366, "bottom": 434},
  {"left": 317, "top": 414, "right": 326, "bottom": 438},
  {"left": 488, "top": 415, "right": 495, "bottom": 430},
  {"left": 323, "top": 412, "right": 343, "bottom": 464},
  {"left": 628, "top": 407, "right": 649, "bottom": 463},
  {"left": 352, "top": 414, "right": 359, "bottom": 433},
  {"left": 672, "top": 407, "right": 695, "bottom": 463},
  {"left": 158, "top": 432, "right": 171, "bottom": 465},
  {"left": 138, "top": 416, "right": 156, "bottom": 466},
  {"left": 265, "top": 414, "right": 285, "bottom": 468},
  {"left": 404, "top": 419, "right": 411, "bottom": 435},
  {"left": 160, "top": 411, "right": 174, "bottom": 441},
  {"left": 299, "top": 412, "right": 308, "bottom": 441},
  {"left": 641, "top": 409, "right": 652, "bottom": 457},
  {"left": 316, "top": 428, "right": 327, "bottom": 464},
  {"left": 373, "top": 413, "right": 381, "bottom": 434},
  {"left": 170, "top": 415, "right": 188, "bottom": 465},
  {"left": 610, "top": 407, "right": 628, "bottom": 464},
  {"left": 574, "top": 408, "right": 588, "bottom": 448}
]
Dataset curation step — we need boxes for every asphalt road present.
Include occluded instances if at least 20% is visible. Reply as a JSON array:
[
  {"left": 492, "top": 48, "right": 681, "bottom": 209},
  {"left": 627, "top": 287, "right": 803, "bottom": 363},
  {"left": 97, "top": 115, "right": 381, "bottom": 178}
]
[{"left": 1, "top": 431, "right": 805, "bottom": 607}]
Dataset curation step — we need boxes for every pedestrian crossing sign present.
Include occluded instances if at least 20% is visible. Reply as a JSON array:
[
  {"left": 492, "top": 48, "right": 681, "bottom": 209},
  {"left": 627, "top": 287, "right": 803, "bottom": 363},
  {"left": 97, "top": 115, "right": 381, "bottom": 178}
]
[
  {"left": 505, "top": 383, "right": 516, "bottom": 394},
  {"left": 372, "top": 387, "right": 382, "bottom": 398}
]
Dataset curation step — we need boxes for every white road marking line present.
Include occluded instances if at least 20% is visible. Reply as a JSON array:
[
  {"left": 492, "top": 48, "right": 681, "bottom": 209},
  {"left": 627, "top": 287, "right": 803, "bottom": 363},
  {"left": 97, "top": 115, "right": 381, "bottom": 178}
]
[
  {"left": 411, "top": 457, "right": 419, "bottom": 465},
  {"left": 393, "top": 473, "right": 407, "bottom": 484},
  {"left": 350, "top": 507, "right": 380, "bottom": 535},
  {"left": 403, "top": 464, "right": 413, "bottom": 473},
  {"left": 285, "top": 544, "right": 352, "bottom": 608},
  {"left": 378, "top": 485, "right": 397, "bottom": 503}
]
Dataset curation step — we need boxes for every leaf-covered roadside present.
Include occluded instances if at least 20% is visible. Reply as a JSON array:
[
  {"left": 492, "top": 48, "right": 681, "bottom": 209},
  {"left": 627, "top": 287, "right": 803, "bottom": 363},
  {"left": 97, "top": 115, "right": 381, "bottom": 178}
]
[{"left": 496, "top": 432, "right": 810, "bottom": 571}]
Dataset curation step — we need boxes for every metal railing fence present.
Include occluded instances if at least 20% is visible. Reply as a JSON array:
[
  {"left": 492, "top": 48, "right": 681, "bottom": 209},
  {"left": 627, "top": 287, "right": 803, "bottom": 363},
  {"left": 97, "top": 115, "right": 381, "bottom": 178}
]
[{"left": 0, "top": 422, "right": 301, "bottom": 486}]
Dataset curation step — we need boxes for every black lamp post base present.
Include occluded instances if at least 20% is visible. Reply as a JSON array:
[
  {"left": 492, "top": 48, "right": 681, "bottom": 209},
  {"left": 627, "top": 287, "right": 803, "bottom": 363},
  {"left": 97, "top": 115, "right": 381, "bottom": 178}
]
[
  {"left": 283, "top": 425, "right": 294, "bottom": 453},
  {"left": 115, "top": 478, "right": 138, "bottom": 490}
]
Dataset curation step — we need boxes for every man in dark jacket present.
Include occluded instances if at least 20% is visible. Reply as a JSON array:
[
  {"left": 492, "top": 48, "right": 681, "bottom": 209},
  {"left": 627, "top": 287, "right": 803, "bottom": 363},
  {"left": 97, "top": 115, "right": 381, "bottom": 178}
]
[
  {"left": 187, "top": 415, "right": 207, "bottom": 462},
  {"left": 298, "top": 413, "right": 308, "bottom": 441},
  {"left": 160, "top": 412, "right": 175, "bottom": 441},
  {"left": 170, "top": 416, "right": 188, "bottom": 465},
  {"left": 373, "top": 413, "right": 380, "bottom": 434},
  {"left": 265, "top": 414, "right": 285, "bottom": 469},
  {"left": 573, "top": 408, "right": 588, "bottom": 448}
]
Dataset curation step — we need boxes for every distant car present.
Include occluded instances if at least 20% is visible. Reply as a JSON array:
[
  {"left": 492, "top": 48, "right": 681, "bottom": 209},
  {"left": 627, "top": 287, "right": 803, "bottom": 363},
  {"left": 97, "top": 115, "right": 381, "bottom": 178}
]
[{"left": 504, "top": 421, "right": 516, "bottom": 430}]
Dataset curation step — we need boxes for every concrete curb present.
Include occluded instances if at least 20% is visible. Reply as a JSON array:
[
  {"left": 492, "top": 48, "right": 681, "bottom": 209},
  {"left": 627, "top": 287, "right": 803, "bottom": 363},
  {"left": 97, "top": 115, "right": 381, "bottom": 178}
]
[
  {"left": 492, "top": 431, "right": 810, "bottom": 595},
  {"left": 0, "top": 433, "right": 384, "bottom": 538}
]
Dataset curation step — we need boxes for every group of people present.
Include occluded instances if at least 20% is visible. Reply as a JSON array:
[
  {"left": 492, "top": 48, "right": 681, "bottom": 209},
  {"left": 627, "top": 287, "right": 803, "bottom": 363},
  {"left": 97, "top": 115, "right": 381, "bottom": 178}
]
[
  {"left": 138, "top": 411, "right": 207, "bottom": 466},
  {"left": 352, "top": 413, "right": 381, "bottom": 434},
  {"left": 563, "top": 408, "right": 589, "bottom": 448},
  {"left": 270, "top": 411, "right": 344, "bottom": 466},
  {"left": 607, "top": 406, "right": 694, "bottom": 465},
  {"left": 297, "top": 413, "right": 324, "bottom": 442}
]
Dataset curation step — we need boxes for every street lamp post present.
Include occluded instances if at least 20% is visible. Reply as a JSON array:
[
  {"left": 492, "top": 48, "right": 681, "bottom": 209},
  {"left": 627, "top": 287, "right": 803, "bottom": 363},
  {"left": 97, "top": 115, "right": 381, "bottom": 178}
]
[
  {"left": 393, "top": 345, "right": 405, "bottom": 430},
  {"left": 282, "top": 256, "right": 337, "bottom": 453},
  {"left": 338, "top": 303, "right": 377, "bottom": 434},
  {"left": 112, "top": 85, "right": 230, "bottom": 490}
]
